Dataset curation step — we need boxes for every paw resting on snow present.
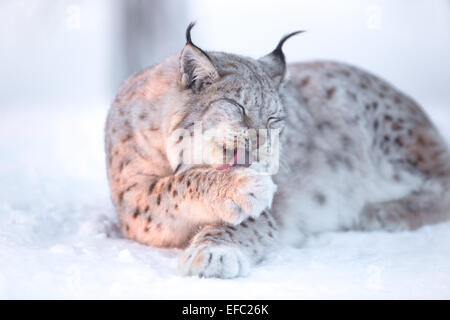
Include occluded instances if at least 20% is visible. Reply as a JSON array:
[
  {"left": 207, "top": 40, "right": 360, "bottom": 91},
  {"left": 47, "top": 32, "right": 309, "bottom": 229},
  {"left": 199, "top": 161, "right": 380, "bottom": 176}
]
[{"left": 178, "top": 244, "right": 250, "bottom": 278}]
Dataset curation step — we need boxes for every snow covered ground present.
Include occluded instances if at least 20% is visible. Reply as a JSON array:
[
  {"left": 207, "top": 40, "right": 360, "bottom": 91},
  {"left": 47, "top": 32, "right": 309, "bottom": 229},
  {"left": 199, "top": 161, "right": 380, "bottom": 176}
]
[{"left": 0, "top": 98, "right": 450, "bottom": 300}]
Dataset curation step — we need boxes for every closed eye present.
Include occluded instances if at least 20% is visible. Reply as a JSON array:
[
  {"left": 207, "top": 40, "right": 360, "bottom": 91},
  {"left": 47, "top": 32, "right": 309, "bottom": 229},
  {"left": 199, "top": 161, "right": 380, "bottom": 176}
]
[
  {"left": 267, "top": 116, "right": 284, "bottom": 128},
  {"left": 221, "top": 97, "right": 246, "bottom": 116}
]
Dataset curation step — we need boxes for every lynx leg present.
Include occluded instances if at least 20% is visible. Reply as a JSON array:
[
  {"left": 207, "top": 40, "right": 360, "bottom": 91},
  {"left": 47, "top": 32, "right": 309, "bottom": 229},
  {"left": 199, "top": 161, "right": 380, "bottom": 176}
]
[
  {"left": 359, "top": 180, "right": 450, "bottom": 231},
  {"left": 107, "top": 126, "right": 276, "bottom": 248},
  {"left": 179, "top": 211, "right": 279, "bottom": 278}
]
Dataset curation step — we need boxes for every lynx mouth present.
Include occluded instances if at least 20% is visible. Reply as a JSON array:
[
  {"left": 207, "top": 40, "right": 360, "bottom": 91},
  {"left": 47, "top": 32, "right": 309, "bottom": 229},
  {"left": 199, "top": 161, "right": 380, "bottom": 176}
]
[{"left": 216, "top": 148, "right": 251, "bottom": 170}]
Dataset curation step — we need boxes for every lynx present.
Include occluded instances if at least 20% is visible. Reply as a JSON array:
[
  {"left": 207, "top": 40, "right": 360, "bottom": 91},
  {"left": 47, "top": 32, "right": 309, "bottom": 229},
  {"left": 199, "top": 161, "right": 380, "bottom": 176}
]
[{"left": 105, "top": 23, "right": 450, "bottom": 278}]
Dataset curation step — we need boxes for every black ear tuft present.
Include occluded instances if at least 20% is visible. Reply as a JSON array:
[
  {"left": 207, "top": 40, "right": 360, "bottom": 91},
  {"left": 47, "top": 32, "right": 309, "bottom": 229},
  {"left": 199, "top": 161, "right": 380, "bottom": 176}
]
[
  {"left": 271, "top": 30, "right": 305, "bottom": 64},
  {"left": 179, "top": 22, "right": 219, "bottom": 93},
  {"left": 259, "top": 30, "right": 305, "bottom": 85},
  {"left": 185, "top": 21, "right": 196, "bottom": 45}
]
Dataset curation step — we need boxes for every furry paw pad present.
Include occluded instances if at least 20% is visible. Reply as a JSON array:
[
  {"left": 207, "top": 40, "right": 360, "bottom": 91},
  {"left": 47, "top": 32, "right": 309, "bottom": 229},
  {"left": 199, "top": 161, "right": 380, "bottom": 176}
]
[{"left": 178, "top": 244, "right": 250, "bottom": 279}]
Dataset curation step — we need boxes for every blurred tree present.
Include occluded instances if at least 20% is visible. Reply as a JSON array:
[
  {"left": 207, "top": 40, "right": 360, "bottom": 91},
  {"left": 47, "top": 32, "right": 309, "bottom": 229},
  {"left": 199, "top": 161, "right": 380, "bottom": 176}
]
[{"left": 115, "top": 0, "right": 186, "bottom": 88}]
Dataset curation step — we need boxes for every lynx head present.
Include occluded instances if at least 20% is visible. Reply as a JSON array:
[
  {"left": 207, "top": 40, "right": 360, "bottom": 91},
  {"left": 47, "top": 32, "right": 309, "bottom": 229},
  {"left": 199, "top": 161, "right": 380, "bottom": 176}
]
[{"left": 170, "top": 23, "right": 303, "bottom": 172}]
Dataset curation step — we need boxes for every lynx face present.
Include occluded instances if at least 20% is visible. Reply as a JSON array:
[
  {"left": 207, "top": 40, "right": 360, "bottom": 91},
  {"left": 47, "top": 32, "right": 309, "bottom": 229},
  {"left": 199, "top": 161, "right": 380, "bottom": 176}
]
[
  {"left": 169, "top": 23, "right": 298, "bottom": 170},
  {"left": 179, "top": 59, "right": 286, "bottom": 168}
]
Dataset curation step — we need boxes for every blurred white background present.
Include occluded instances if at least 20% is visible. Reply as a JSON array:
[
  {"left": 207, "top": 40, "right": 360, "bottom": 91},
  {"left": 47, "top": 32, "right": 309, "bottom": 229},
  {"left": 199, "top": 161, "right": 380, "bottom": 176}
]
[
  {"left": 0, "top": 0, "right": 450, "bottom": 299},
  {"left": 1, "top": 0, "right": 449, "bottom": 108}
]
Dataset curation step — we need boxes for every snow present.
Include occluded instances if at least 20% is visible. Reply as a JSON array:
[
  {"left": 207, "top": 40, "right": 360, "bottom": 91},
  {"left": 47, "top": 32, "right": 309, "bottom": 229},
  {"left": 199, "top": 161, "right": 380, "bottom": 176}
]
[{"left": 1, "top": 100, "right": 450, "bottom": 299}]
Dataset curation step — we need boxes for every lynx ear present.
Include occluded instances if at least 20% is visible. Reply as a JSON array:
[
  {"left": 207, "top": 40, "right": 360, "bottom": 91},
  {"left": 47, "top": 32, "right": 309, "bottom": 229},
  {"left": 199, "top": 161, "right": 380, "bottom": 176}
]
[
  {"left": 179, "top": 22, "right": 219, "bottom": 93},
  {"left": 259, "top": 30, "right": 305, "bottom": 85}
]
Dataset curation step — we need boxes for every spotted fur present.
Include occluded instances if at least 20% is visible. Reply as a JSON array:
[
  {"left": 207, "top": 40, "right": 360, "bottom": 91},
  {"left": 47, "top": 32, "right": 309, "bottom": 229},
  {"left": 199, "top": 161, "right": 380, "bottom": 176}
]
[{"left": 105, "top": 24, "right": 450, "bottom": 278}]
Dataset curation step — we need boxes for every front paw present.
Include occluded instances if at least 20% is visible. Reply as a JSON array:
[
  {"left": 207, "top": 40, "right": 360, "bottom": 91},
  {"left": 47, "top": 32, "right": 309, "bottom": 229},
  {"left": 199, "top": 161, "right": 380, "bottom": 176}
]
[
  {"left": 178, "top": 244, "right": 250, "bottom": 278},
  {"left": 220, "top": 168, "right": 276, "bottom": 224}
]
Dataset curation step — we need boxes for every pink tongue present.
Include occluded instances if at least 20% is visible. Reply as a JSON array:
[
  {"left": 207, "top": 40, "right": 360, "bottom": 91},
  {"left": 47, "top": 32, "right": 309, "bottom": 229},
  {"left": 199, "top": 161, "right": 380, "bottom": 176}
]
[{"left": 216, "top": 149, "right": 251, "bottom": 171}]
